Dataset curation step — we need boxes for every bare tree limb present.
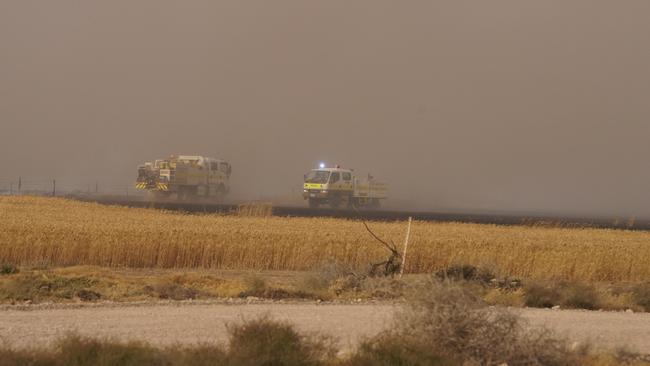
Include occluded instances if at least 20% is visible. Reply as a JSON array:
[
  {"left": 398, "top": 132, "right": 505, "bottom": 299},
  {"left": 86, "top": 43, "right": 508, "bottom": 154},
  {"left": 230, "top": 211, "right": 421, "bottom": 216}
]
[{"left": 352, "top": 204, "right": 399, "bottom": 255}]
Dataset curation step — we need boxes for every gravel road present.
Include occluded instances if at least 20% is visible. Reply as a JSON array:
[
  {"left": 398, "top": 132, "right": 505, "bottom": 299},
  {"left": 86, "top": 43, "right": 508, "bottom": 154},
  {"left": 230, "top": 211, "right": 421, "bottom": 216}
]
[{"left": 1, "top": 302, "right": 648, "bottom": 353}]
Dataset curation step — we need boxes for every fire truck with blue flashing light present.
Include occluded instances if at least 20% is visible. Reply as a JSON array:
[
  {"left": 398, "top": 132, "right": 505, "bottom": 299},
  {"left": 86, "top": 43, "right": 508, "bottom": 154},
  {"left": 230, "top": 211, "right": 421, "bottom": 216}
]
[
  {"left": 303, "top": 163, "right": 388, "bottom": 209},
  {"left": 136, "top": 155, "right": 231, "bottom": 200}
]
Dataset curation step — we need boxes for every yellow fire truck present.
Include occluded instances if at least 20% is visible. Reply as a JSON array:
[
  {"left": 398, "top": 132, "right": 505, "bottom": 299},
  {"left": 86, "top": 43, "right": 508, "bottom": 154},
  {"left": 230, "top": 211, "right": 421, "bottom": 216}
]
[
  {"left": 136, "top": 155, "right": 231, "bottom": 199},
  {"left": 303, "top": 164, "right": 387, "bottom": 208}
]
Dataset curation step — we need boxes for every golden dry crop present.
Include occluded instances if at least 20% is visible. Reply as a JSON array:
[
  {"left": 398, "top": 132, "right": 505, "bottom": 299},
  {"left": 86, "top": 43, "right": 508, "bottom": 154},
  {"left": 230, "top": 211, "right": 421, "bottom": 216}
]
[{"left": 1, "top": 196, "right": 649, "bottom": 282}]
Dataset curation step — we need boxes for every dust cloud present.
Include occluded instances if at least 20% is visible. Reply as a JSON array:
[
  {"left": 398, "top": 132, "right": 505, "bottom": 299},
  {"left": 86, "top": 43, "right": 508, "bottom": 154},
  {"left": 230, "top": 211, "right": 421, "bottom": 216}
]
[{"left": 1, "top": 1, "right": 649, "bottom": 217}]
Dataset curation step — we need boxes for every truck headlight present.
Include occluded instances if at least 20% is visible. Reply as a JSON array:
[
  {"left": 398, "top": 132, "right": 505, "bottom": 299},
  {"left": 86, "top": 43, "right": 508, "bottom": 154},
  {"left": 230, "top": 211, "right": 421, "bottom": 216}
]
[{"left": 321, "top": 190, "right": 328, "bottom": 193}]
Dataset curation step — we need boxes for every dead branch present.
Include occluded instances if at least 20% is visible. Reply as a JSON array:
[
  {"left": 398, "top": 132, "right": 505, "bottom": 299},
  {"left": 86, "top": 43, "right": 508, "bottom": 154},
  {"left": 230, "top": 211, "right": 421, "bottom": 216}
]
[
  {"left": 352, "top": 205, "right": 399, "bottom": 255},
  {"left": 352, "top": 205, "right": 402, "bottom": 277}
]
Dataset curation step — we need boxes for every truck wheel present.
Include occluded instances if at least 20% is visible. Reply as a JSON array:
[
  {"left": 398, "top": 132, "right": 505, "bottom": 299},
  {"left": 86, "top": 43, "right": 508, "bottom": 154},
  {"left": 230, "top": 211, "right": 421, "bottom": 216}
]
[
  {"left": 177, "top": 187, "right": 187, "bottom": 201},
  {"left": 329, "top": 196, "right": 342, "bottom": 209},
  {"left": 370, "top": 198, "right": 381, "bottom": 209},
  {"left": 346, "top": 195, "right": 354, "bottom": 208},
  {"left": 308, "top": 199, "right": 319, "bottom": 208},
  {"left": 216, "top": 184, "right": 226, "bottom": 200}
]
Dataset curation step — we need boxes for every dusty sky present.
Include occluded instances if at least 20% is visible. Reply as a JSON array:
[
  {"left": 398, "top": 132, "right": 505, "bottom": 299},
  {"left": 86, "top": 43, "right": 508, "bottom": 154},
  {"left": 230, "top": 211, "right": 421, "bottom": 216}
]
[{"left": 1, "top": 1, "right": 649, "bottom": 216}]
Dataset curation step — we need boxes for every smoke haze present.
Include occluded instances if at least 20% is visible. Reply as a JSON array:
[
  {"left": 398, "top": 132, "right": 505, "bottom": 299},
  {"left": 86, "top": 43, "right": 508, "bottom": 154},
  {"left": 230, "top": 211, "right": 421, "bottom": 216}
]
[{"left": 1, "top": 1, "right": 649, "bottom": 216}]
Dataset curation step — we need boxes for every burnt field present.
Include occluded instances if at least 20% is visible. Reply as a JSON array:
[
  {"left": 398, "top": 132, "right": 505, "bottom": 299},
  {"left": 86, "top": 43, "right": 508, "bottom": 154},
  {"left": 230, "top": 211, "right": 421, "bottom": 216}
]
[{"left": 74, "top": 195, "right": 650, "bottom": 231}]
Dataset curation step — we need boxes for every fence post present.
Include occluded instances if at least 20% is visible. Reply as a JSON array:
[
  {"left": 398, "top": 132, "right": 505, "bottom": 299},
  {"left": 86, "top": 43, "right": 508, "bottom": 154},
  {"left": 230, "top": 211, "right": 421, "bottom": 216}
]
[
  {"left": 10, "top": 182, "right": 13, "bottom": 195},
  {"left": 95, "top": 181, "right": 98, "bottom": 194},
  {"left": 53, "top": 179, "right": 56, "bottom": 197},
  {"left": 18, "top": 177, "right": 21, "bottom": 194}
]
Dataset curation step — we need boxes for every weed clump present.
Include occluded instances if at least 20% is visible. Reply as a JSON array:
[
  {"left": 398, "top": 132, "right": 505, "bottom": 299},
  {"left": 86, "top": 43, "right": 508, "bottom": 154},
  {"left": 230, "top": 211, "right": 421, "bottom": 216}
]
[
  {"left": 632, "top": 282, "right": 650, "bottom": 311},
  {"left": 0, "top": 273, "right": 98, "bottom": 302},
  {"left": 226, "top": 316, "right": 334, "bottom": 366},
  {"left": 0, "top": 316, "right": 332, "bottom": 366},
  {"left": 345, "top": 334, "right": 459, "bottom": 366},
  {"left": 436, "top": 264, "right": 496, "bottom": 284},
  {"left": 350, "top": 281, "right": 579, "bottom": 366},
  {"left": 57, "top": 335, "right": 167, "bottom": 366},
  {"left": 239, "top": 276, "right": 312, "bottom": 300},
  {"left": 297, "top": 262, "right": 360, "bottom": 298},
  {"left": 146, "top": 282, "right": 198, "bottom": 301},
  {"left": 76, "top": 289, "right": 101, "bottom": 302},
  {"left": 524, "top": 282, "right": 600, "bottom": 310},
  {"left": 524, "top": 282, "right": 563, "bottom": 308},
  {"left": 0, "top": 264, "right": 19, "bottom": 275},
  {"left": 561, "top": 282, "right": 600, "bottom": 310}
]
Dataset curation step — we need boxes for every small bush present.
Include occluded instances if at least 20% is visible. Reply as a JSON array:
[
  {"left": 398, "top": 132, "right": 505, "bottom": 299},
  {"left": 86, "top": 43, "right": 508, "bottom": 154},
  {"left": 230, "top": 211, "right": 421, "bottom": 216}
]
[
  {"left": 297, "top": 262, "right": 357, "bottom": 296},
  {"left": 344, "top": 334, "right": 459, "bottom": 366},
  {"left": 147, "top": 283, "right": 198, "bottom": 300},
  {"left": 239, "top": 276, "right": 312, "bottom": 299},
  {"left": 243, "top": 276, "right": 267, "bottom": 294},
  {"left": 226, "top": 316, "right": 334, "bottom": 366},
  {"left": 524, "top": 282, "right": 562, "bottom": 308},
  {"left": 0, "top": 264, "right": 19, "bottom": 275},
  {"left": 358, "top": 276, "right": 406, "bottom": 299},
  {"left": 76, "top": 289, "right": 101, "bottom": 302},
  {"left": 561, "top": 282, "right": 600, "bottom": 310},
  {"left": 387, "top": 281, "right": 577, "bottom": 366},
  {"left": 435, "top": 264, "right": 495, "bottom": 284},
  {"left": 0, "top": 273, "right": 98, "bottom": 302},
  {"left": 57, "top": 335, "right": 166, "bottom": 366},
  {"left": 524, "top": 282, "right": 601, "bottom": 310},
  {"left": 0, "top": 316, "right": 331, "bottom": 366},
  {"left": 484, "top": 288, "right": 525, "bottom": 307},
  {"left": 632, "top": 283, "right": 650, "bottom": 311}
]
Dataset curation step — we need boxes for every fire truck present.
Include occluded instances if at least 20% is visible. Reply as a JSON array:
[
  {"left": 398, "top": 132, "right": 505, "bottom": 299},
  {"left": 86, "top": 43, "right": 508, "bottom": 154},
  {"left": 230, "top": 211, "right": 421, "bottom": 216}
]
[
  {"left": 136, "top": 155, "right": 231, "bottom": 199},
  {"left": 303, "top": 164, "right": 387, "bottom": 208}
]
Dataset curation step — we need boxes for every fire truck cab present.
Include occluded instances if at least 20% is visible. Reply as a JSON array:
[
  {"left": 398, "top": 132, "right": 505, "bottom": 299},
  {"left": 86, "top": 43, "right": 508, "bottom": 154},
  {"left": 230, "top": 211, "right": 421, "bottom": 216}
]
[
  {"left": 303, "top": 165, "right": 387, "bottom": 209},
  {"left": 136, "top": 155, "right": 231, "bottom": 200}
]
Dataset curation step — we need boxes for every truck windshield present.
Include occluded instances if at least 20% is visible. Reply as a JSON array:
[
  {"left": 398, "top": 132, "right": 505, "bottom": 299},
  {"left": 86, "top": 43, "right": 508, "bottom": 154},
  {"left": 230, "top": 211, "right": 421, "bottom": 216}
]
[{"left": 305, "top": 170, "right": 330, "bottom": 184}]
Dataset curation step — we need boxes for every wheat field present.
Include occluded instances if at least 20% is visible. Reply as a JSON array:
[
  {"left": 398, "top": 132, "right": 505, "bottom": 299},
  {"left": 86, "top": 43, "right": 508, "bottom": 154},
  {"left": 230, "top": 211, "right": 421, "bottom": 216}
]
[{"left": 1, "top": 196, "right": 649, "bottom": 282}]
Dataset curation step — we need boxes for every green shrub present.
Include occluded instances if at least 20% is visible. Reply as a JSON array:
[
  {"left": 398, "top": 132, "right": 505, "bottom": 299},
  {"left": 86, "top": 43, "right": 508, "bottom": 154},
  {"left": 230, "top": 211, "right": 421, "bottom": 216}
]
[
  {"left": 226, "top": 316, "right": 334, "bottom": 366},
  {"left": 147, "top": 283, "right": 198, "bottom": 301},
  {"left": 0, "top": 273, "right": 97, "bottom": 302},
  {"left": 632, "top": 283, "right": 650, "bottom": 311},
  {"left": 560, "top": 282, "right": 600, "bottom": 310},
  {"left": 435, "top": 264, "right": 495, "bottom": 284},
  {"left": 524, "top": 282, "right": 562, "bottom": 308},
  {"left": 524, "top": 282, "right": 601, "bottom": 310},
  {"left": 344, "top": 334, "right": 458, "bottom": 366},
  {"left": 387, "top": 281, "right": 577, "bottom": 366},
  {"left": 297, "top": 262, "right": 358, "bottom": 297},
  {"left": 0, "top": 264, "right": 19, "bottom": 275},
  {"left": 239, "top": 276, "right": 311, "bottom": 299},
  {"left": 57, "top": 335, "right": 166, "bottom": 366},
  {"left": 243, "top": 276, "right": 267, "bottom": 294},
  {"left": 76, "top": 289, "right": 102, "bottom": 302}
]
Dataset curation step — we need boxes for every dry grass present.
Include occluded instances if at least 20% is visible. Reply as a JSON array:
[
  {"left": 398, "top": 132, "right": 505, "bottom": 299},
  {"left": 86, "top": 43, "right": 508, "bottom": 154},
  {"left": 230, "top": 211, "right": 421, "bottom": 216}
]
[
  {"left": 2, "top": 289, "right": 648, "bottom": 366},
  {"left": 234, "top": 201, "right": 273, "bottom": 217},
  {"left": 2, "top": 196, "right": 650, "bottom": 282},
  {"left": 0, "top": 266, "right": 247, "bottom": 303}
]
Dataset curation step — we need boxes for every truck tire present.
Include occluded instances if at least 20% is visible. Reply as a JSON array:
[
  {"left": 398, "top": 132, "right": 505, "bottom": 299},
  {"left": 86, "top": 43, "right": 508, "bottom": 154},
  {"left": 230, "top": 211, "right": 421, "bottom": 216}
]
[
  {"left": 345, "top": 194, "right": 354, "bottom": 208},
  {"left": 329, "top": 195, "right": 342, "bottom": 209},
  {"left": 216, "top": 184, "right": 226, "bottom": 199},
  {"left": 178, "top": 186, "right": 197, "bottom": 201},
  {"left": 370, "top": 198, "right": 381, "bottom": 209}
]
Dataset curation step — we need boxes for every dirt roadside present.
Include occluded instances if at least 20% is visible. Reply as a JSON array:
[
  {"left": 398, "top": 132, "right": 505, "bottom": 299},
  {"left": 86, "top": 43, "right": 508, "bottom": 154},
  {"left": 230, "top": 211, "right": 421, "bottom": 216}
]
[{"left": 0, "top": 302, "right": 648, "bottom": 353}]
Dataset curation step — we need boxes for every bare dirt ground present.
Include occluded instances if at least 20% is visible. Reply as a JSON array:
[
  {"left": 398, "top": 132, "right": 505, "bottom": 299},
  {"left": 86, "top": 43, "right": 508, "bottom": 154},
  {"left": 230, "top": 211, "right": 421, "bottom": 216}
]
[{"left": 0, "top": 302, "right": 649, "bottom": 353}]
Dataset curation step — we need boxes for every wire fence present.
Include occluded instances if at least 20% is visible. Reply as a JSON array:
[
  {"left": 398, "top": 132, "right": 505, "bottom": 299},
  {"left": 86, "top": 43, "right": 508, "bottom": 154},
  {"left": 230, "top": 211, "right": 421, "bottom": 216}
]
[{"left": 0, "top": 178, "right": 143, "bottom": 198}]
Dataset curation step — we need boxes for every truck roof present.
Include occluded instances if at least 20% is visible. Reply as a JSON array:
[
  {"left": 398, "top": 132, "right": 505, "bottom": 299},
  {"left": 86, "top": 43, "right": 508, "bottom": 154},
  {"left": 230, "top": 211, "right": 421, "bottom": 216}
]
[
  {"left": 310, "top": 167, "right": 353, "bottom": 173},
  {"left": 175, "top": 155, "right": 228, "bottom": 163}
]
